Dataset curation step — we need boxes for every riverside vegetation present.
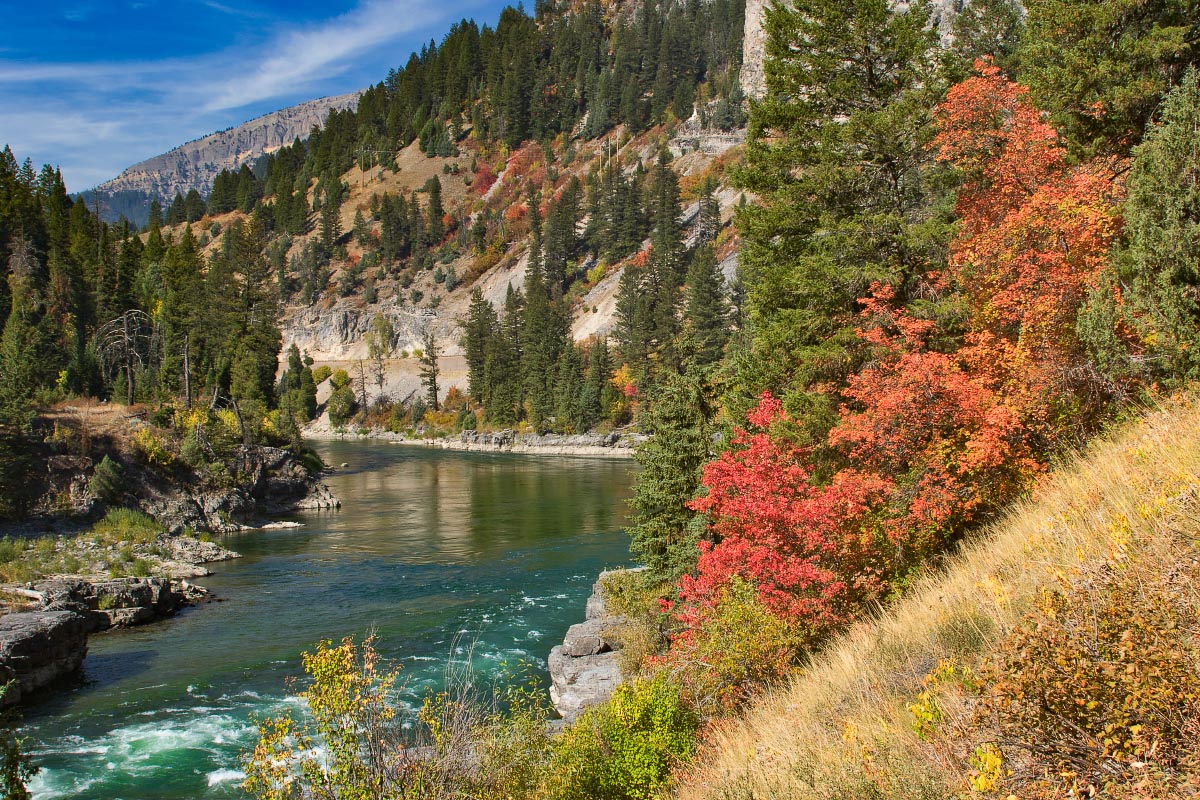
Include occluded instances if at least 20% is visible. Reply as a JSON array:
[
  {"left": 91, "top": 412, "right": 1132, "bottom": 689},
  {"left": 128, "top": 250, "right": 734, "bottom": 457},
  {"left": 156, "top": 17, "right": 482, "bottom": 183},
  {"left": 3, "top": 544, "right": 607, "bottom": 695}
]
[{"left": 239, "top": 0, "right": 1200, "bottom": 798}]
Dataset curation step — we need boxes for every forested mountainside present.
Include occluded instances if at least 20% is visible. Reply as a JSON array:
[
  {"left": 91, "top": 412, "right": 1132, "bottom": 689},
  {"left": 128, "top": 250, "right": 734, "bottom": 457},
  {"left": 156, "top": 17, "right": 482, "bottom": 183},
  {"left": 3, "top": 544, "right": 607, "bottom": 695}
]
[
  {"left": 84, "top": 92, "right": 363, "bottom": 228},
  {"left": 0, "top": 0, "right": 750, "bottom": 518}
]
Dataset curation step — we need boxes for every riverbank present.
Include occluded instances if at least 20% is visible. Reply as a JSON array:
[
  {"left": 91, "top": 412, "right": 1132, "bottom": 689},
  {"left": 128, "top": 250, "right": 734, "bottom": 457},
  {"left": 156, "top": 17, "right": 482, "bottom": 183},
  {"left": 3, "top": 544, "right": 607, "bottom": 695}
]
[{"left": 303, "top": 424, "right": 643, "bottom": 458}]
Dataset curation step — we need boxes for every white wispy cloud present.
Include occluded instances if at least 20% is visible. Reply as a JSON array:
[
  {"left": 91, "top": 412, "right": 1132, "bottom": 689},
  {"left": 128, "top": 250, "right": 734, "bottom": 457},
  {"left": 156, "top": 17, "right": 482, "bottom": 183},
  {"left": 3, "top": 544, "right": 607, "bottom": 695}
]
[
  {"left": 204, "top": 0, "right": 442, "bottom": 111},
  {"left": 0, "top": 0, "right": 461, "bottom": 189}
]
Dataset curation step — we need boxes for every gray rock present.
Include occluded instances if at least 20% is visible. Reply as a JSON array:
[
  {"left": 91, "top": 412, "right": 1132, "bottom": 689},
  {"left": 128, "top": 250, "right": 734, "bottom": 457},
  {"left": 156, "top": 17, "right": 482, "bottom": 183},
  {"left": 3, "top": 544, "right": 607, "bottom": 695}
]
[
  {"left": 0, "top": 610, "right": 88, "bottom": 707},
  {"left": 547, "top": 646, "right": 623, "bottom": 723},
  {"left": 548, "top": 566, "right": 646, "bottom": 721},
  {"left": 36, "top": 577, "right": 185, "bottom": 633},
  {"left": 561, "top": 619, "right": 611, "bottom": 657},
  {"left": 158, "top": 535, "right": 239, "bottom": 564}
]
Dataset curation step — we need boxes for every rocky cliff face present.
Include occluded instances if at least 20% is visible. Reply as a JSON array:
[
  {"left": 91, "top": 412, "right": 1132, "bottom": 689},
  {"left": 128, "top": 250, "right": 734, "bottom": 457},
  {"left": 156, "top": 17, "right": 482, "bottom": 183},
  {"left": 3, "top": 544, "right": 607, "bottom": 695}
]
[
  {"left": 0, "top": 611, "right": 88, "bottom": 707},
  {"left": 92, "top": 91, "right": 362, "bottom": 202},
  {"left": 740, "top": 0, "right": 768, "bottom": 99}
]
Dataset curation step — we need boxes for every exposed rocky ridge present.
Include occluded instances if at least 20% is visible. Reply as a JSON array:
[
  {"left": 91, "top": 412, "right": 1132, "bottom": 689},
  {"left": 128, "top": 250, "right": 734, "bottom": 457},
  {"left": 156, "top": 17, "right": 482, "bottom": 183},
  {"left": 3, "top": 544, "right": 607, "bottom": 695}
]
[
  {"left": 136, "top": 445, "right": 339, "bottom": 534},
  {"left": 548, "top": 568, "right": 644, "bottom": 721},
  {"left": 92, "top": 91, "right": 362, "bottom": 203}
]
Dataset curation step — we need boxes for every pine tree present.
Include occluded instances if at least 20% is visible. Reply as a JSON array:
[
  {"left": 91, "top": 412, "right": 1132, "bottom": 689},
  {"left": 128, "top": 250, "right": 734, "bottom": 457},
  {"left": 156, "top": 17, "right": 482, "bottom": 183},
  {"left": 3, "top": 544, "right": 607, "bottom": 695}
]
[
  {"left": 1083, "top": 68, "right": 1200, "bottom": 384},
  {"left": 183, "top": 189, "right": 205, "bottom": 223},
  {"left": 1020, "top": 0, "right": 1199, "bottom": 157},
  {"left": 463, "top": 288, "right": 498, "bottom": 402},
  {"left": 581, "top": 336, "right": 613, "bottom": 428},
  {"left": 419, "top": 328, "right": 440, "bottom": 410},
  {"left": 425, "top": 176, "right": 445, "bottom": 244},
  {"left": 682, "top": 245, "right": 729, "bottom": 366},
  {"left": 695, "top": 175, "right": 720, "bottom": 247},
  {"left": 627, "top": 367, "right": 712, "bottom": 580},
  {"left": 554, "top": 342, "right": 585, "bottom": 432},
  {"left": 734, "top": 0, "right": 952, "bottom": 437}
]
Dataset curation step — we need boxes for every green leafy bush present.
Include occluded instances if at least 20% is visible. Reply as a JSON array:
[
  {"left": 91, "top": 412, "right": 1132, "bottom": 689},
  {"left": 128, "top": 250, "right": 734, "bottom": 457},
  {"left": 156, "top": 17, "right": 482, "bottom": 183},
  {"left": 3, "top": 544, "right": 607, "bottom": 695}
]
[
  {"left": 545, "top": 674, "right": 699, "bottom": 800},
  {"left": 329, "top": 369, "right": 351, "bottom": 390},
  {"left": 327, "top": 386, "right": 358, "bottom": 426},
  {"left": 90, "top": 508, "right": 163, "bottom": 546}
]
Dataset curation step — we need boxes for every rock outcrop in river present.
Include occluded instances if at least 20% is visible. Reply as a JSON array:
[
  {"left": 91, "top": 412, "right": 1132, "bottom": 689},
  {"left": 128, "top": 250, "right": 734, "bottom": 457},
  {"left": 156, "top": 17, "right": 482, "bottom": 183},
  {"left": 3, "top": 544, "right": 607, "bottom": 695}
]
[
  {"left": 0, "top": 610, "right": 88, "bottom": 707},
  {"left": 548, "top": 568, "right": 643, "bottom": 721}
]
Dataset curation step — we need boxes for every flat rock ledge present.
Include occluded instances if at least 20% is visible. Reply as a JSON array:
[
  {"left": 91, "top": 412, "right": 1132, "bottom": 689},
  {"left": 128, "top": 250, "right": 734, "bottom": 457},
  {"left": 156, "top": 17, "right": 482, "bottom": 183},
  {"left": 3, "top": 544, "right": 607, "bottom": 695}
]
[
  {"left": 0, "top": 610, "right": 87, "bottom": 707},
  {"left": 548, "top": 568, "right": 644, "bottom": 722}
]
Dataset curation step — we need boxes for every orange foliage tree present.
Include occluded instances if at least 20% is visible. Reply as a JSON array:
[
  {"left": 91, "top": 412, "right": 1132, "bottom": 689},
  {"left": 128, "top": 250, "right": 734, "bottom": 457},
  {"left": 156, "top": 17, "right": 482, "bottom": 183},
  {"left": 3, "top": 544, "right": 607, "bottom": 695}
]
[{"left": 672, "top": 60, "right": 1125, "bottom": 644}]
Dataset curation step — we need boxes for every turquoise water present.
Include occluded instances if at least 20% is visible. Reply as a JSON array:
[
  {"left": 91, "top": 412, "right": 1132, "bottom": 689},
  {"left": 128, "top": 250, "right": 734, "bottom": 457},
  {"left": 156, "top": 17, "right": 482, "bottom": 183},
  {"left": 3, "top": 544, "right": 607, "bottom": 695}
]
[{"left": 22, "top": 442, "right": 636, "bottom": 799}]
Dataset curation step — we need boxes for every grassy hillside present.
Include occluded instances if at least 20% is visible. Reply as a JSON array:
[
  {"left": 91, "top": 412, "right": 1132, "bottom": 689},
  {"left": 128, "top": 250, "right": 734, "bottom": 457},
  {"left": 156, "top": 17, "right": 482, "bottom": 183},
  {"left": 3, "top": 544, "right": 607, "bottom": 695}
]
[{"left": 674, "top": 396, "right": 1200, "bottom": 799}]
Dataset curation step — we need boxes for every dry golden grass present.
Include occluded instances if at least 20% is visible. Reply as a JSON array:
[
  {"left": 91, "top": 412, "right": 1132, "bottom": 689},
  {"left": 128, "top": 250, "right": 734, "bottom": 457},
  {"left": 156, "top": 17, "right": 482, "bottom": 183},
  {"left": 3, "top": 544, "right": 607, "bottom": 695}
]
[{"left": 674, "top": 396, "right": 1200, "bottom": 800}]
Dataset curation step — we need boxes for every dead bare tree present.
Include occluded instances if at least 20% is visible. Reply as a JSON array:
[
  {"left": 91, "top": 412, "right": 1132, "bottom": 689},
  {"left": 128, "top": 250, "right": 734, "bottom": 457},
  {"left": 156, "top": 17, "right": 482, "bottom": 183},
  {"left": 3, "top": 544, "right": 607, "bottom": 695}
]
[{"left": 96, "top": 309, "right": 153, "bottom": 406}]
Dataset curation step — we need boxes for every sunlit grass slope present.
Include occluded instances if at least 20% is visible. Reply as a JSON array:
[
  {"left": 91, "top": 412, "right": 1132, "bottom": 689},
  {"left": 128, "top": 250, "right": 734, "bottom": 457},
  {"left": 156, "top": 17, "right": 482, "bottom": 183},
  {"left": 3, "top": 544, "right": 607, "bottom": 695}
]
[{"left": 676, "top": 396, "right": 1200, "bottom": 799}]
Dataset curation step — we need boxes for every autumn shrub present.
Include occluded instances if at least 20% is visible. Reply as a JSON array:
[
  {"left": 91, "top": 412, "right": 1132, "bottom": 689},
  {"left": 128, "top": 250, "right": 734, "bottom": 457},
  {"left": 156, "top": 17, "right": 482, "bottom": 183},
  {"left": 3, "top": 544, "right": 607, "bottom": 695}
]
[
  {"left": 544, "top": 674, "right": 699, "bottom": 800},
  {"left": 679, "top": 393, "right": 892, "bottom": 640},
  {"left": 244, "top": 635, "right": 420, "bottom": 800},
  {"left": 659, "top": 578, "right": 804, "bottom": 715},
  {"left": 973, "top": 545, "right": 1200, "bottom": 798},
  {"left": 131, "top": 427, "right": 173, "bottom": 467}
]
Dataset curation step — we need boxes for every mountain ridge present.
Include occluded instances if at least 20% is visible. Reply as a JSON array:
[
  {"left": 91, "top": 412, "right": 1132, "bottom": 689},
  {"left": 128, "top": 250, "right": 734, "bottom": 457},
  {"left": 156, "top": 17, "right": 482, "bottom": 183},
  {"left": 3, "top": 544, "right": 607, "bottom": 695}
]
[{"left": 88, "top": 90, "right": 363, "bottom": 222}]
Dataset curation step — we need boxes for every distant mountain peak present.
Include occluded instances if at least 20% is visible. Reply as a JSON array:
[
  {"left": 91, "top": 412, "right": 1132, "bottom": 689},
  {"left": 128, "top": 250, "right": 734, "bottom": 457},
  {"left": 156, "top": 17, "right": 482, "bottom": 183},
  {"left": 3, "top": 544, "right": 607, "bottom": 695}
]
[{"left": 89, "top": 91, "right": 362, "bottom": 222}]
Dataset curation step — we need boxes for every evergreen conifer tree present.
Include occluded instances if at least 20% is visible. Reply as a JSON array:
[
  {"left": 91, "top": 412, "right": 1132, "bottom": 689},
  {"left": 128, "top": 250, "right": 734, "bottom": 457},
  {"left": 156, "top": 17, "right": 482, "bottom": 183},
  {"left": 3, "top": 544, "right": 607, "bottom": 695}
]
[
  {"left": 734, "top": 0, "right": 952, "bottom": 438},
  {"left": 627, "top": 366, "right": 712, "bottom": 579}
]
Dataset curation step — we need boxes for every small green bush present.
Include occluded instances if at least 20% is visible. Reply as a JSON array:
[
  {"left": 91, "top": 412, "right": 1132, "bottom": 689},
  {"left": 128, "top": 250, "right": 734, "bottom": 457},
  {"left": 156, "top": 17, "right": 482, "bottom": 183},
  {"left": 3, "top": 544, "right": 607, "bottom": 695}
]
[
  {"left": 180, "top": 433, "right": 206, "bottom": 469},
  {"left": 330, "top": 369, "right": 351, "bottom": 390},
  {"left": 90, "top": 455, "right": 125, "bottom": 503},
  {"left": 312, "top": 365, "right": 333, "bottom": 385},
  {"left": 546, "top": 674, "right": 699, "bottom": 800},
  {"left": 328, "top": 386, "right": 358, "bottom": 426},
  {"left": 90, "top": 508, "right": 163, "bottom": 546},
  {"left": 0, "top": 538, "right": 24, "bottom": 564}
]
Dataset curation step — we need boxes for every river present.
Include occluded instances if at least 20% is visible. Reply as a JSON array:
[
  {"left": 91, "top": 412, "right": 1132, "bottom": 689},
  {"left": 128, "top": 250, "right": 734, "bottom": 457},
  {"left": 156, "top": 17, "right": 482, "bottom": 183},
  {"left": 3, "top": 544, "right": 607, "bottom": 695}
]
[{"left": 22, "top": 441, "right": 636, "bottom": 799}]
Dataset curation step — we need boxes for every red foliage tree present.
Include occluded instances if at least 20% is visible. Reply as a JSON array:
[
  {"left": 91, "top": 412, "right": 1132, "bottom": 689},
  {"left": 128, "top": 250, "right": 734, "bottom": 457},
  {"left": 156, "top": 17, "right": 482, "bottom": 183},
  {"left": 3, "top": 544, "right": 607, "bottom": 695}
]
[{"left": 679, "top": 394, "right": 891, "bottom": 639}]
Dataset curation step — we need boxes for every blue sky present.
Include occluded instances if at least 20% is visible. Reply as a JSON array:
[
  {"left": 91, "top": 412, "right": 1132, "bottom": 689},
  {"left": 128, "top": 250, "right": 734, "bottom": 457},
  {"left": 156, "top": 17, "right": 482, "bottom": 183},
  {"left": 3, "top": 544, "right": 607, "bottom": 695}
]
[{"left": 0, "top": 0, "right": 509, "bottom": 190}]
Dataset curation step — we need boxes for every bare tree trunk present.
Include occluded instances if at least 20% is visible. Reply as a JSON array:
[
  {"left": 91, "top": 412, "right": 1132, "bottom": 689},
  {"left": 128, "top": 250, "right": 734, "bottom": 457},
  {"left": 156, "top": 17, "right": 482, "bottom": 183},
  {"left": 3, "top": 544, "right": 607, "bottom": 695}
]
[
  {"left": 183, "top": 334, "right": 192, "bottom": 410},
  {"left": 123, "top": 312, "right": 135, "bottom": 405}
]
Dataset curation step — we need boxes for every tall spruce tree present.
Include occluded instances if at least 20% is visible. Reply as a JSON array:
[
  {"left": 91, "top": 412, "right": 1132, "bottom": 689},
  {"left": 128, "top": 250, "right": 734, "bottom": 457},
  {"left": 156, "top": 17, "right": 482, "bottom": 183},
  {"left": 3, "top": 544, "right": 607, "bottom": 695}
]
[
  {"left": 734, "top": 0, "right": 953, "bottom": 440},
  {"left": 1020, "top": 0, "right": 1199, "bottom": 157},
  {"left": 627, "top": 366, "right": 712, "bottom": 580},
  {"left": 1083, "top": 68, "right": 1200, "bottom": 384},
  {"left": 682, "top": 245, "right": 730, "bottom": 366}
]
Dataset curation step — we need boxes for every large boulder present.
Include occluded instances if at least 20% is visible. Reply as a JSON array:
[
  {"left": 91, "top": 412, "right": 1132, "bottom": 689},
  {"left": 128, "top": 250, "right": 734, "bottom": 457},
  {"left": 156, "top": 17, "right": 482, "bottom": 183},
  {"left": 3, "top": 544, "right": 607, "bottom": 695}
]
[
  {"left": 0, "top": 610, "right": 88, "bottom": 707},
  {"left": 547, "top": 646, "right": 623, "bottom": 723}
]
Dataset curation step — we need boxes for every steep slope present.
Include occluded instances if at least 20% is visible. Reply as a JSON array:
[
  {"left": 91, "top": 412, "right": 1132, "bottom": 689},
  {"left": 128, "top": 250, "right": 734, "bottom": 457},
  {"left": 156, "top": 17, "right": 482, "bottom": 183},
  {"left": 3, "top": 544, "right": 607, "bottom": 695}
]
[
  {"left": 90, "top": 91, "right": 362, "bottom": 221},
  {"left": 673, "top": 396, "right": 1200, "bottom": 799}
]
